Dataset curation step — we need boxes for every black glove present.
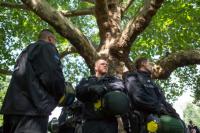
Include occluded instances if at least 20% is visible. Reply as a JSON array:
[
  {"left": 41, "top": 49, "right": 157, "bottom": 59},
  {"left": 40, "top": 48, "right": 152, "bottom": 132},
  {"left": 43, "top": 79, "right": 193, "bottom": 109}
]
[
  {"left": 58, "top": 82, "right": 75, "bottom": 107},
  {"left": 88, "top": 85, "right": 107, "bottom": 96}
]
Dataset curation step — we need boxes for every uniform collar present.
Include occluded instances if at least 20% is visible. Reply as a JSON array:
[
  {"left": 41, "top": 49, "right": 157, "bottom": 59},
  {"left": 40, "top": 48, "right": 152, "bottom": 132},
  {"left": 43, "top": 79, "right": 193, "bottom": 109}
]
[
  {"left": 89, "top": 74, "right": 113, "bottom": 80},
  {"left": 37, "top": 40, "right": 57, "bottom": 50},
  {"left": 37, "top": 40, "right": 54, "bottom": 46},
  {"left": 137, "top": 70, "right": 151, "bottom": 78}
]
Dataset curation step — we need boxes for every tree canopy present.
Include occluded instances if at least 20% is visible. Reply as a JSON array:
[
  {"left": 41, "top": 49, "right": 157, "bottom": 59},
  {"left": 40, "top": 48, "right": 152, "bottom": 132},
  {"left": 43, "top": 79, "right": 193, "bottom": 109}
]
[{"left": 0, "top": 0, "right": 200, "bottom": 104}]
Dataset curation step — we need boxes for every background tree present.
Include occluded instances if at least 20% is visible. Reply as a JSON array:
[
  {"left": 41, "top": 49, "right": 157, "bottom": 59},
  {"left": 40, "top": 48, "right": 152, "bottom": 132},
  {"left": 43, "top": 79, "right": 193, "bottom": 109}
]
[
  {"left": 0, "top": 0, "right": 200, "bottom": 123},
  {"left": 183, "top": 103, "right": 200, "bottom": 127},
  {"left": 0, "top": 76, "right": 9, "bottom": 125}
]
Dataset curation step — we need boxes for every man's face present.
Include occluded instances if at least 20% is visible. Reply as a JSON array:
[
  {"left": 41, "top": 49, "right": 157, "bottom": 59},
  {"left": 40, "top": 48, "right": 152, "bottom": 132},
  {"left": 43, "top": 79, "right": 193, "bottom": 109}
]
[
  {"left": 143, "top": 60, "right": 153, "bottom": 73},
  {"left": 95, "top": 59, "right": 108, "bottom": 75}
]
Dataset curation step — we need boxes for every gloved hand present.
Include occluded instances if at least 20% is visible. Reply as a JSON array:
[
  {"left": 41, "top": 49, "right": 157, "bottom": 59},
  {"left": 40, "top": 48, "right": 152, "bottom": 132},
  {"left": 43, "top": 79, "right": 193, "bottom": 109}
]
[
  {"left": 58, "top": 82, "right": 75, "bottom": 107},
  {"left": 88, "top": 85, "right": 107, "bottom": 96}
]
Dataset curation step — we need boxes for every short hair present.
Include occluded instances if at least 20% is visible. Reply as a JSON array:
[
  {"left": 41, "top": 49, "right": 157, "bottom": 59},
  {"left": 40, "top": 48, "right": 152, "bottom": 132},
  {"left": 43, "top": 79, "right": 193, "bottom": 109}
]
[
  {"left": 95, "top": 57, "right": 108, "bottom": 62},
  {"left": 135, "top": 57, "right": 148, "bottom": 70},
  {"left": 94, "top": 57, "right": 108, "bottom": 67},
  {"left": 38, "top": 29, "right": 54, "bottom": 40}
]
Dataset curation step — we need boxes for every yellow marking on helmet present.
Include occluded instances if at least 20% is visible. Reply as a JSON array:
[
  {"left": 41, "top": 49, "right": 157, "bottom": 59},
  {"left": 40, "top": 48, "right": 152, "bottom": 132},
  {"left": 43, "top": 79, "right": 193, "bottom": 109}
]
[{"left": 147, "top": 121, "right": 158, "bottom": 133}]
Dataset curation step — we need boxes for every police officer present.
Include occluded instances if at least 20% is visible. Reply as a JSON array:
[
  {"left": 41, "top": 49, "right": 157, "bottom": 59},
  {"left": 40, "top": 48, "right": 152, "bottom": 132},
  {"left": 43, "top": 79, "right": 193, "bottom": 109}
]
[
  {"left": 76, "top": 58, "right": 126, "bottom": 133},
  {"left": 1, "top": 29, "right": 66, "bottom": 133},
  {"left": 124, "top": 57, "right": 180, "bottom": 133}
]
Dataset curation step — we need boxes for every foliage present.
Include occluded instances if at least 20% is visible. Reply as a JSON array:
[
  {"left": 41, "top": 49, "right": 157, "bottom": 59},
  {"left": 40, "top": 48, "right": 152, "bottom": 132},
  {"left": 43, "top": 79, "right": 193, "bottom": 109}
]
[
  {"left": 62, "top": 54, "right": 90, "bottom": 85},
  {"left": 183, "top": 103, "right": 200, "bottom": 127},
  {"left": 0, "top": 0, "right": 200, "bottom": 112},
  {"left": 0, "top": 76, "right": 10, "bottom": 125}
]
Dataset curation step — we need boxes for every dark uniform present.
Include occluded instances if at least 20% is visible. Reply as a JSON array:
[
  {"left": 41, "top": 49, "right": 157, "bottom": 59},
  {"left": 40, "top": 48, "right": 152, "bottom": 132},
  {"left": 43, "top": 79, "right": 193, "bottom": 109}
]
[
  {"left": 1, "top": 40, "right": 65, "bottom": 133},
  {"left": 76, "top": 75, "right": 125, "bottom": 133},
  {"left": 123, "top": 70, "right": 180, "bottom": 133},
  {"left": 57, "top": 101, "right": 83, "bottom": 133}
]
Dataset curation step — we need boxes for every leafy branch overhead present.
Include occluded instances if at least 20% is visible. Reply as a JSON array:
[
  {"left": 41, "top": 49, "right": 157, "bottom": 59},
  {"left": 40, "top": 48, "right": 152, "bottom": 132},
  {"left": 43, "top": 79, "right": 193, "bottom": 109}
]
[{"left": 0, "top": 0, "right": 200, "bottom": 101}]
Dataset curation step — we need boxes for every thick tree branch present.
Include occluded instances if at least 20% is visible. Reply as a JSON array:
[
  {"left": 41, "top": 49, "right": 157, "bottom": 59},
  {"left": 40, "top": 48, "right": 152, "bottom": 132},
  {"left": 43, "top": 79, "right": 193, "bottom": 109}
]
[
  {"left": 116, "top": 0, "right": 164, "bottom": 50},
  {"left": 0, "top": 2, "right": 28, "bottom": 10},
  {"left": 121, "top": 0, "right": 134, "bottom": 14},
  {"left": 0, "top": 68, "right": 12, "bottom": 76},
  {"left": 153, "top": 50, "right": 200, "bottom": 79},
  {"left": 21, "top": 0, "right": 98, "bottom": 71},
  {"left": 60, "top": 46, "right": 77, "bottom": 58},
  {"left": 0, "top": 2, "right": 94, "bottom": 17},
  {"left": 95, "top": 0, "right": 109, "bottom": 45},
  {"left": 96, "top": 0, "right": 122, "bottom": 54},
  {"left": 61, "top": 7, "right": 95, "bottom": 17}
]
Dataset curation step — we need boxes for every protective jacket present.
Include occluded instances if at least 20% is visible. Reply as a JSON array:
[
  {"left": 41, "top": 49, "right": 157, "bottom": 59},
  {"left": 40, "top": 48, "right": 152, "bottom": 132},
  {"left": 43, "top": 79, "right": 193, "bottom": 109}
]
[
  {"left": 76, "top": 75, "right": 125, "bottom": 120},
  {"left": 1, "top": 40, "right": 65, "bottom": 116},
  {"left": 123, "top": 70, "right": 180, "bottom": 133},
  {"left": 124, "top": 70, "right": 179, "bottom": 117}
]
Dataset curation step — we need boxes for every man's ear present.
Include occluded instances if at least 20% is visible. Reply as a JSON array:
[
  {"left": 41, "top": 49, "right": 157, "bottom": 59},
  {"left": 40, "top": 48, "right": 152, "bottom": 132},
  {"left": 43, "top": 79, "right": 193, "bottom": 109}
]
[
  {"left": 94, "top": 66, "right": 97, "bottom": 72},
  {"left": 47, "top": 36, "right": 52, "bottom": 43}
]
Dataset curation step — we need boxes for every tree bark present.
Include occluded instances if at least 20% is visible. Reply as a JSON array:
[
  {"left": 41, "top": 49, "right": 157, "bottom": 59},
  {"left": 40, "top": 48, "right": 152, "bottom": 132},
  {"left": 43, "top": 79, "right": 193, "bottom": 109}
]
[{"left": 95, "top": 0, "right": 121, "bottom": 51}]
